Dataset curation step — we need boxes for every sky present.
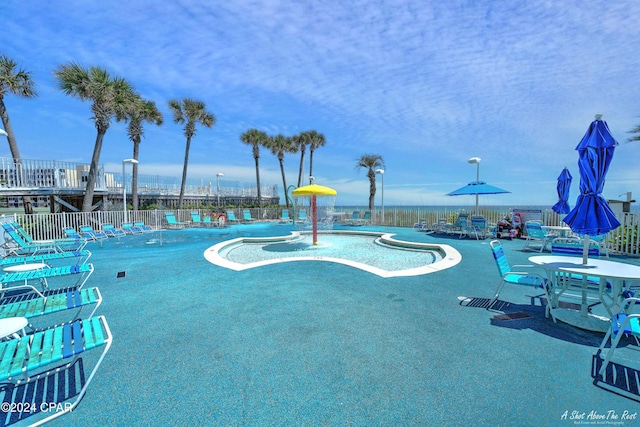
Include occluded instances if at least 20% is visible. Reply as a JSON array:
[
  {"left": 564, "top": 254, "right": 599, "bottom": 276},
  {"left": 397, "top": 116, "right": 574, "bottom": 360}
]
[{"left": 2, "top": 0, "right": 640, "bottom": 209}]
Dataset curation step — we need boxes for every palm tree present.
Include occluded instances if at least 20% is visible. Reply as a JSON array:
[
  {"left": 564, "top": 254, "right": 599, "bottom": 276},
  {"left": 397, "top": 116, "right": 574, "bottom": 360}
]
[
  {"left": 54, "top": 63, "right": 136, "bottom": 212},
  {"left": 356, "top": 154, "right": 384, "bottom": 210},
  {"left": 0, "top": 55, "right": 37, "bottom": 214},
  {"left": 168, "top": 98, "right": 215, "bottom": 209},
  {"left": 240, "top": 128, "right": 268, "bottom": 208},
  {"left": 120, "top": 96, "right": 163, "bottom": 210},
  {"left": 267, "top": 134, "right": 298, "bottom": 209},
  {"left": 630, "top": 123, "right": 640, "bottom": 142},
  {"left": 307, "top": 130, "right": 326, "bottom": 181},
  {"left": 293, "top": 132, "right": 309, "bottom": 187}
]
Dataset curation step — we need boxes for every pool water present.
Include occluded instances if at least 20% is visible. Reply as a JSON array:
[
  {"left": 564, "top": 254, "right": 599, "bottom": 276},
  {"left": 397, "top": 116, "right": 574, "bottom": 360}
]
[
  {"left": 205, "top": 230, "right": 461, "bottom": 278},
  {"left": 222, "top": 234, "right": 440, "bottom": 269}
]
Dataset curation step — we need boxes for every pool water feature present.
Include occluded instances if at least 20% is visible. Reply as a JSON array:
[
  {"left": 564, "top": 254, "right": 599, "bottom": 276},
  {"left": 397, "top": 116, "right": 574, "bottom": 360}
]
[{"left": 205, "top": 230, "right": 461, "bottom": 278}]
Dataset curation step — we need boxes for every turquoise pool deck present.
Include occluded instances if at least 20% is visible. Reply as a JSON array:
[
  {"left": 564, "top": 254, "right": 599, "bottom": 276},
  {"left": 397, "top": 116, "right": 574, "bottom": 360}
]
[{"left": 22, "top": 223, "right": 640, "bottom": 426}]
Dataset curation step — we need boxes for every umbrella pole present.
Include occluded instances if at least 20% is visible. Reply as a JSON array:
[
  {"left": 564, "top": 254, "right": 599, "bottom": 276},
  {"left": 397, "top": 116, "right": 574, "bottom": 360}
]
[
  {"left": 582, "top": 235, "right": 590, "bottom": 265},
  {"left": 312, "top": 195, "right": 318, "bottom": 245}
]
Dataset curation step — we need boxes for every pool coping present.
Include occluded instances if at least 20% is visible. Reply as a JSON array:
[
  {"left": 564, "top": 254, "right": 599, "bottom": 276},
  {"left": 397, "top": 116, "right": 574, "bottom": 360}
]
[{"left": 203, "top": 230, "right": 462, "bottom": 278}]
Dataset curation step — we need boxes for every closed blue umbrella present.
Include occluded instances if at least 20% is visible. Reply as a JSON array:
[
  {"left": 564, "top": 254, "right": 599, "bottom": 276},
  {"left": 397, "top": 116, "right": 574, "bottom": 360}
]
[
  {"left": 552, "top": 167, "right": 572, "bottom": 214},
  {"left": 563, "top": 115, "right": 621, "bottom": 263}
]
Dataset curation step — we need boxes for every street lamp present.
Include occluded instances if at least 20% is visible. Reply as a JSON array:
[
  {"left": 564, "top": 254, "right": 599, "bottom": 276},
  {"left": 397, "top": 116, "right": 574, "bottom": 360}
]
[
  {"left": 216, "top": 172, "right": 224, "bottom": 207},
  {"left": 375, "top": 169, "right": 385, "bottom": 223},
  {"left": 122, "top": 158, "right": 138, "bottom": 223},
  {"left": 0, "top": 129, "right": 7, "bottom": 136},
  {"left": 468, "top": 157, "right": 481, "bottom": 215}
]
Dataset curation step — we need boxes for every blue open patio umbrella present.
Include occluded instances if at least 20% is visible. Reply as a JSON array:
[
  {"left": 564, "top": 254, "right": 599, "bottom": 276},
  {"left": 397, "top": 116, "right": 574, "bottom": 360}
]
[
  {"left": 447, "top": 180, "right": 510, "bottom": 214},
  {"left": 563, "top": 115, "right": 621, "bottom": 264},
  {"left": 552, "top": 167, "right": 572, "bottom": 215}
]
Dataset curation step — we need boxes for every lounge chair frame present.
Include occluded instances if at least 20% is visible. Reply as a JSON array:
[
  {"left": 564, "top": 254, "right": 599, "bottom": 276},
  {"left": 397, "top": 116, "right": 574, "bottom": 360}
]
[{"left": 0, "top": 315, "right": 112, "bottom": 426}]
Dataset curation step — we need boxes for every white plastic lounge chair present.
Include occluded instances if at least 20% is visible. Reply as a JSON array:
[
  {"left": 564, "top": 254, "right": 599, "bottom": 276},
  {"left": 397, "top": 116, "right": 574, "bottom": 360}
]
[
  {"left": 121, "top": 222, "right": 143, "bottom": 234},
  {"left": 0, "top": 315, "right": 112, "bottom": 425},
  {"left": 413, "top": 219, "right": 427, "bottom": 231},
  {"left": 488, "top": 240, "right": 551, "bottom": 316},
  {"left": 164, "top": 212, "right": 188, "bottom": 229},
  {"left": 102, "top": 223, "right": 126, "bottom": 237},
  {"left": 596, "top": 297, "right": 640, "bottom": 377},
  {"left": 134, "top": 221, "right": 153, "bottom": 232},
  {"left": 79, "top": 225, "right": 108, "bottom": 240},
  {"left": 243, "top": 210, "right": 256, "bottom": 222}
]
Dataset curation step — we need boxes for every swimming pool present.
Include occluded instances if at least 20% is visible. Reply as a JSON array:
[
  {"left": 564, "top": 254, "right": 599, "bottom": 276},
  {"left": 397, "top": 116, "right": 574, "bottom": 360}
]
[
  {"left": 14, "top": 224, "right": 634, "bottom": 426},
  {"left": 205, "top": 230, "right": 461, "bottom": 277}
]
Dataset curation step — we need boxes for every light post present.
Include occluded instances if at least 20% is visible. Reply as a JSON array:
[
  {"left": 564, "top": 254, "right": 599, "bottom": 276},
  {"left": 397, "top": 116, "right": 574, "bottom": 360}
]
[
  {"left": 375, "top": 169, "right": 385, "bottom": 224},
  {"left": 0, "top": 129, "right": 7, "bottom": 136},
  {"left": 122, "top": 158, "right": 138, "bottom": 223},
  {"left": 216, "top": 172, "right": 224, "bottom": 207},
  {"left": 468, "top": 157, "right": 481, "bottom": 215}
]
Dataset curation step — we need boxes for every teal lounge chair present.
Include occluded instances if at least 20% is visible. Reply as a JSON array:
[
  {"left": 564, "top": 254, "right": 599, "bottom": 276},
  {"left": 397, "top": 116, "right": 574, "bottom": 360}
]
[
  {"left": 488, "top": 240, "right": 551, "bottom": 315},
  {"left": 243, "top": 210, "right": 256, "bottom": 222},
  {"left": 355, "top": 211, "right": 371, "bottom": 225},
  {"left": 1, "top": 223, "right": 86, "bottom": 255},
  {"left": 102, "top": 223, "right": 126, "bottom": 237},
  {"left": 0, "top": 286, "right": 102, "bottom": 329},
  {"left": 226, "top": 211, "right": 240, "bottom": 223},
  {"left": 344, "top": 211, "right": 360, "bottom": 225},
  {"left": 80, "top": 225, "right": 108, "bottom": 240},
  {"left": 0, "top": 262, "right": 94, "bottom": 292},
  {"left": 596, "top": 297, "right": 640, "bottom": 377},
  {"left": 0, "top": 315, "right": 112, "bottom": 425},
  {"left": 134, "top": 221, "right": 154, "bottom": 232},
  {"left": 280, "top": 209, "right": 291, "bottom": 223},
  {"left": 191, "top": 212, "right": 203, "bottom": 226},
  {"left": 121, "top": 222, "right": 144, "bottom": 234},
  {"left": 165, "top": 212, "right": 188, "bottom": 229},
  {"left": 523, "top": 221, "right": 556, "bottom": 252},
  {"left": 297, "top": 209, "right": 307, "bottom": 223},
  {"left": 0, "top": 250, "right": 91, "bottom": 268}
]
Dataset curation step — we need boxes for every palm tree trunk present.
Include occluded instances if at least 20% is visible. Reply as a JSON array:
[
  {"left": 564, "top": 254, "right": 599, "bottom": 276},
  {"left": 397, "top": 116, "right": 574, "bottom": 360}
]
[
  {"left": 368, "top": 169, "right": 376, "bottom": 210},
  {"left": 82, "top": 130, "right": 106, "bottom": 212},
  {"left": 254, "top": 156, "right": 261, "bottom": 208},
  {"left": 279, "top": 158, "right": 289, "bottom": 209},
  {"left": 297, "top": 147, "right": 305, "bottom": 187},
  {"left": 178, "top": 135, "right": 192, "bottom": 209},
  {"left": 309, "top": 149, "right": 315, "bottom": 182},
  {"left": 132, "top": 138, "right": 140, "bottom": 210},
  {"left": 0, "top": 100, "right": 33, "bottom": 214}
]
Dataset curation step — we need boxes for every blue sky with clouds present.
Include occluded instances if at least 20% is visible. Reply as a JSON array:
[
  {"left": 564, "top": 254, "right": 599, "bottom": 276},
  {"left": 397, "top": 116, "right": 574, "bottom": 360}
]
[{"left": 2, "top": 0, "right": 640, "bottom": 208}]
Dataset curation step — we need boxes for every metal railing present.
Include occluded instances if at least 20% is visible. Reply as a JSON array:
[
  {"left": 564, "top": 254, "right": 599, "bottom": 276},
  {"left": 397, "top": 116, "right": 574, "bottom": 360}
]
[
  {"left": 0, "top": 156, "right": 277, "bottom": 197},
  {"left": 2, "top": 208, "right": 638, "bottom": 257}
]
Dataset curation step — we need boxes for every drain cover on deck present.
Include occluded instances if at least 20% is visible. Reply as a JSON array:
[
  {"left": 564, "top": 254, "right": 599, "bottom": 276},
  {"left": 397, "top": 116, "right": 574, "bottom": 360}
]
[{"left": 493, "top": 312, "right": 532, "bottom": 321}]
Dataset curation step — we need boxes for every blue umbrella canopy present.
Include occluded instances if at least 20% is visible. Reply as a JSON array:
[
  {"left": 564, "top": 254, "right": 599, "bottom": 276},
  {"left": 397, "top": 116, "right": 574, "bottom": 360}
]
[
  {"left": 563, "top": 116, "right": 621, "bottom": 237},
  {"left": 447, "top": 180, "right": 510, "bottom": 196},
  {"left": 552, "top": 167, "right": 572, "bottom": 214}
]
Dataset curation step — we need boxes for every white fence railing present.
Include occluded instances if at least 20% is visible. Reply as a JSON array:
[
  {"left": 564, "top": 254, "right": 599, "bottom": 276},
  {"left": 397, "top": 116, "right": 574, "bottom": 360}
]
[{"left": 3, "top": 208, "right": 638, "bottom": 257}]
